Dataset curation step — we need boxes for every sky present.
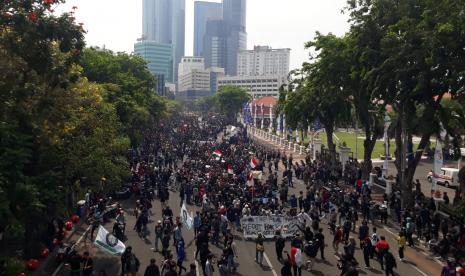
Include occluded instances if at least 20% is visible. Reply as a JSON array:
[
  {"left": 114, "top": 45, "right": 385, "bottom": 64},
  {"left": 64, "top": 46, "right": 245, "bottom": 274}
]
[{"left": 57, "top": 0, "right": 350, "bottom": 70}]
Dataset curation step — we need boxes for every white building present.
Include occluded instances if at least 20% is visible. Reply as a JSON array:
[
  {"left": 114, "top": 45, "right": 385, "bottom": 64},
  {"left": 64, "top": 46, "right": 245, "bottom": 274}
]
[
  {"left": 217, "top": 75, "right": 287, "bottom": 98},
  {"left": 237, "top": 46, "right": 290, "bottom": 77},
  {"left": 177, "top": 56, "right": 211, "bottom": 92}
]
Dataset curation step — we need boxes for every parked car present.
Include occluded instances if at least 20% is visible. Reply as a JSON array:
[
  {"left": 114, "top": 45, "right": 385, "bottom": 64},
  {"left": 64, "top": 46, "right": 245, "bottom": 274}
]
[{"left": 427, "top": 167, "right": 459, "bottom": 188}]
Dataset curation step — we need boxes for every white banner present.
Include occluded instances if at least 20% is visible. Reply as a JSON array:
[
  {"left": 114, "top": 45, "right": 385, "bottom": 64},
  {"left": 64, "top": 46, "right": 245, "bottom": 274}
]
[
  {"left": 240, "top": 215, "right": 304, "bottom": 239},
  {"left": 94, "top": 226, "right": 126, "bottom": 256},
  {"left": 180, "top": 203, "right": 193, "bottom": 230}
]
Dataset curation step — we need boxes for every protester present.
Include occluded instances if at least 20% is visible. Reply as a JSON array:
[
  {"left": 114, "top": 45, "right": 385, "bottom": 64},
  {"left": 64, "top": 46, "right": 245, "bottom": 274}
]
[
  {"left": 144, "top": 259, "right": 160, "bottom": 276},
  {"left": 81, "top": 251, "right": 93, "bottom": 276},
  {"left": 397, "top": 232, "right": 406, "bottom": 261},
  {"left": 255, "top": 232, "right": 265, "bottom": 265},
  {"left": 121, "top": 246, "right": 140, "bottom": 276}
]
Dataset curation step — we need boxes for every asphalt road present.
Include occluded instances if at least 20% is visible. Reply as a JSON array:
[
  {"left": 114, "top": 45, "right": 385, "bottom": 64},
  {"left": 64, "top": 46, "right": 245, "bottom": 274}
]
[
  {"left": 372, "top": 159, "right": 458, "bottom": 199},
  {"left": 57, "top": 133, "right": 445, "bottom": 276}
]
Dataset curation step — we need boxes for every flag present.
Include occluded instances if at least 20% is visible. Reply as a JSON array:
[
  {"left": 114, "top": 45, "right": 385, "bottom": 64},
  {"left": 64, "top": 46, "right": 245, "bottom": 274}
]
[
  {"left": 94, "top": 226, "right": 126, "bottom": 256},
  {"left": 269, "top": 104, "right": 273, "bottom": 132},
  {"left": 213, "top": 150, "right": 222, "bottom": 157},
  {"left": 251, "top": 170, "right": 263, "bottom": 180},
  {"left": 247, "top": 172, "right": 254, "bottom": 187},
  {"left": 250, "top": 156, "right": 258, "bottom": 168},
  {"left": 180, "top": 203, "right": 193, "bottom": 230},
  {"left": 227, "top": 164, "right": 234, "bottom": 175}
]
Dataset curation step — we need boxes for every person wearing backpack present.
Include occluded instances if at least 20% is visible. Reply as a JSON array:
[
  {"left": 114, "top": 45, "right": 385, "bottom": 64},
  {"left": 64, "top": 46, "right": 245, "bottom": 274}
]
[
  {"left": 405, "top": 217, "right": 416, "bottom": 247},
  {"left": 255, "top": 233, "right": 265, "bottom": 265}
]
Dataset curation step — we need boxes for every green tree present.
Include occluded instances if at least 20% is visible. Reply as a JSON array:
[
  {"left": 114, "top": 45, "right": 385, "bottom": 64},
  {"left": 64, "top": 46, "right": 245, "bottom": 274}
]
[
  {"left": 308, "top": 34, "right": 352, "bottom": 160},
  {"left": 79, "top": 47, "right": 173, "bottom": 146},
  {"left": 347, "top": 0, "right": 465, "bottom": 207},
  {"left": 214, "top": 86, "right": 250, "bottom": 121}
]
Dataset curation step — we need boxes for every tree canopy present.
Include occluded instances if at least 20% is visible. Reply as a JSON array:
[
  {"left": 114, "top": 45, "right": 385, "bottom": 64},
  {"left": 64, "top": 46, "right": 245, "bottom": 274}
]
[
  {"left": 0, "top": 0, "right": 176, "bottom": 264},
  {"left": 213, "top": 86, "right": 250, "bottom": 120},
  {"left": 279, "top": 0, "right": 465, "bottom": 207}
]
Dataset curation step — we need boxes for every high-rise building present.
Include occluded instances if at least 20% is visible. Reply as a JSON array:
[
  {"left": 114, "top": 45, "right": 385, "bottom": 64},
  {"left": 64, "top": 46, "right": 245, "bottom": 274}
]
[
  {"left": 194, "top": 1, "right": 223, "bottom": 57},
  {"left": 201, "top": 0, "right": 247, "bottom": 76},
  {"left": 203, "top": 19, "right": 228, "bottom": 69},
  {"left": 208, "top": 67, "right": 225, "bottom": 94},
  {"left": 134, "top": 40, "right": 174, "bottom": 84},
  {"left": 177, "top": 57, "right": 211, "bottom": 93},
  {"left": 223, "top": 0, "right": 247, "bottom": 75},
  {"left": 237, "top": 46, "right": 290, "bottom": 76},
  {"left": 217, "top": 75, "right": 287, "bottom": 98},
  {"left": 142, "top": 0, "right": 185, "bottom": 81}
]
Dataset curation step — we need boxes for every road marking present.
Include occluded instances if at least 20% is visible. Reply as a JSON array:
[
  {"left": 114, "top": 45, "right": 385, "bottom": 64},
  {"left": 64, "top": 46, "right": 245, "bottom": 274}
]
[
  {"left": 382, "top": 226, "right": 436, "bottom": 276},
  {"left": 195, "top": 259, "right": 200, "bottom": 276},
  {"left": 412, "top": 265, "right": 429, "bottom": 276},
  {"left": 263, "top": 252, "right": 278, "bottom": 276}
]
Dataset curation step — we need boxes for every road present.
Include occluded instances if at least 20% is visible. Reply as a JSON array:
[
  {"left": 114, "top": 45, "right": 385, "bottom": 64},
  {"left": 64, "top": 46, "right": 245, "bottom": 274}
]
[
  {"left": 56, "top": 131, "right": 444, "bottom": 276},
  {"left": 373, "top": 159, "right": 457, "bottom": 199}
]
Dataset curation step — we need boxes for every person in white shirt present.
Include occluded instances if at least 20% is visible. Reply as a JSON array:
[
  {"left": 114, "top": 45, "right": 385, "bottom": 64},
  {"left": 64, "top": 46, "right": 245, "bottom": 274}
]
[{"left": 205, "top": 254, "right": 214, "bottom": 276}]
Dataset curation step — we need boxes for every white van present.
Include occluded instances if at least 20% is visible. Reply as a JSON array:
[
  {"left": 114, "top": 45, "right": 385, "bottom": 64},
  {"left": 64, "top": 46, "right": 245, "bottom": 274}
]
[{"left": 427, "top": 168, "right": 459, "bottom": 188}]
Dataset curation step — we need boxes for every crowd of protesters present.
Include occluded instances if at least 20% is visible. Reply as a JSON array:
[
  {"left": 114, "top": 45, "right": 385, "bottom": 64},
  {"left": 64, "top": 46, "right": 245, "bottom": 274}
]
[{"left": 63, "top": 113, "right": 465, "bottom": 276}]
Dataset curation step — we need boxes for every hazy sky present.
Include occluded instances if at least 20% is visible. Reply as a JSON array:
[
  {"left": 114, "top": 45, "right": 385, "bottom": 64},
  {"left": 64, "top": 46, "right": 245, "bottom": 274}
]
[{"left": 57, "top": 0, "right": 350, "bottom": 70}]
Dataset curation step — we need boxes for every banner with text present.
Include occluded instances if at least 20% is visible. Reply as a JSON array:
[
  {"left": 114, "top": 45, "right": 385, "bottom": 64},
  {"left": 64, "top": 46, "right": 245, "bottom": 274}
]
[{"left": 240, "top": 215, "right": 304, "bottom": 239}]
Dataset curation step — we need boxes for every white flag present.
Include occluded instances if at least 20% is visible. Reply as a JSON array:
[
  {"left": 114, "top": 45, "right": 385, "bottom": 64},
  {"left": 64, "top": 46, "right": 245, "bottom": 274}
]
[
  {"left": 94, "top": 226, "right": 126, "bottom": 256},
  {"left": 180, "top": 203, "right": 193, "bottom": 230}
]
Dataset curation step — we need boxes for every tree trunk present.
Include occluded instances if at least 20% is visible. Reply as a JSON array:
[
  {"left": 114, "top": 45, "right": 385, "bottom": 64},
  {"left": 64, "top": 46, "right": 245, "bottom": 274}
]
[
  {"left": 405, "top": 132, "right": 432, "bottom": 199},
  {"left": 362, "top": 134, "right": 377, "bottom": 179},
  {"left": 325, "top": 124, "right": 336, "bottom": 165}
]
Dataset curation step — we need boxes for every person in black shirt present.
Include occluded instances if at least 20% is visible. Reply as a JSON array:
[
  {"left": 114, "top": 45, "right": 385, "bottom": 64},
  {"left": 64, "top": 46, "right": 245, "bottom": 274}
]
[
  {"left": 144, "top": 258, "right": 160, "bottom": 276},
  {"left": 275, "top": 231, "right": 286, "bottom": 261},
  {"left": 314, "top": 228, "right": 325, "bottom": 260},
  {"left": 280, "top": 259, "right": 292, "bottom": 276},
  {"left": 81, "top": 251, "right": 93, "bottom": 276},
  {"left": 67, "top": 252, "right": 81, "bottom": 276}
]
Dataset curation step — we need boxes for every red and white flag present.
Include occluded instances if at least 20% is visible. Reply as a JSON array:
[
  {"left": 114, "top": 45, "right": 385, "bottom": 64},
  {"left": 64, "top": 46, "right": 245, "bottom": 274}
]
[
  {"left": 212, "top": 150, "right": 222, "bottom": 157},
  {"left": 227, "top": 164, "right": 234, "bottom": 175},
  {"left": 250, "top": 156, "right": 258, "bottom": 169},
  {"left": 247, "top": 172, "right": 254, "bottom": 187}
]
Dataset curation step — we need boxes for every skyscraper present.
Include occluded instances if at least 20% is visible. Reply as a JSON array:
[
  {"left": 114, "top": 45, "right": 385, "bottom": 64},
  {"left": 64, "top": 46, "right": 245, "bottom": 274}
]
[
  {"left": 237, "top": 46, "right": 290, "bottom": 76},
  {"left": 134, "top": 41, "right": 174, "bottom": 83},
  {"left": 223, "top": 0, "right": 247, "bottom": 75},
  {"left": 142, "top": 0, "right": 185, "bottom": 81},
  {"left": 204, "top": 19, "right": 227, "bottom": 69},
  {"left": 199, "top": 0, "right": 247, "bottom": 76},
  {"left": 194, "top": 1, "right": 223, "bottom": 57}
]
